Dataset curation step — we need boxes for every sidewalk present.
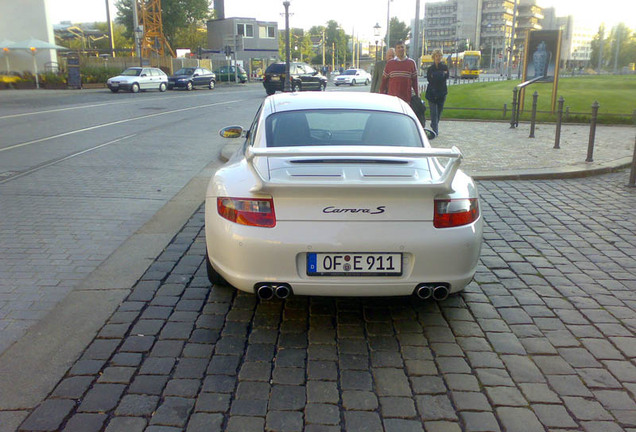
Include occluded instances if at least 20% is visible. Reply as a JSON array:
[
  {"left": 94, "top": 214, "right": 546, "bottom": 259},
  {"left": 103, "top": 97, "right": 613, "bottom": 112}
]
[{"left": 221, "top": 120, "right": 636, "bottom": 180}]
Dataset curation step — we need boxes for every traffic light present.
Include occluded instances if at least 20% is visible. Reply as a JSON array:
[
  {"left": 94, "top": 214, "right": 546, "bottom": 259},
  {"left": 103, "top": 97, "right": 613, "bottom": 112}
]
[{"left": 224, "top": 45, "right": 232, "bottom": 57}]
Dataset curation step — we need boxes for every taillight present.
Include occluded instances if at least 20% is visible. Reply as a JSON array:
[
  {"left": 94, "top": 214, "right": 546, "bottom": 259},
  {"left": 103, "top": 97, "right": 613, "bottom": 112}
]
[
  {"left": 217, "top": 197, "right": 276, "bottom": 227},
  {"left": 434, "top": 198, "right": 479, "bottom": 228}
]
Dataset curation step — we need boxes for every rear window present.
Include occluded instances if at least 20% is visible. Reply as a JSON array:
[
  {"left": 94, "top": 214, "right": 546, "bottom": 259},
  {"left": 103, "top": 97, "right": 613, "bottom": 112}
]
[
  {"left": 266, "top": 64, "right": 286, "bottom": 73},
  {"left": 265, "top": 110, "right": 422, "bottom": 148}
]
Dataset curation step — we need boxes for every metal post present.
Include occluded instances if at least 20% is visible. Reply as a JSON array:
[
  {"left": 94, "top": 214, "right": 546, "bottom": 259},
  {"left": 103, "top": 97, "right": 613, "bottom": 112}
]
[
  {"left": 283, "top": 1, "right": 291, "bottom": 92},
  {"left": 510, "top": 87, "right": 518, "bottom": 128},
  {"left": 628, "top": 135, "right": 636, "bottom": 187},
  {"left": 554, "top": 96, "right": 564, "bottom": 149},
  {"left": 529, "top": 91, "right": 538, "bottom": 138},
  {"left": 586, "top": 101, "right": 600, "bottom": 162}
]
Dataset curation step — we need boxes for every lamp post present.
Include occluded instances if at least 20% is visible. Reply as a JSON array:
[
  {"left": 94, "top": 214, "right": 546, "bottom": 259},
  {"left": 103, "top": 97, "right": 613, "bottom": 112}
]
[
  {"left": 283, "top": 1, "right": 291, "bottom": 91},
  {"left": 385, "top": 0, "right": 393, "bottom": 58},
  {"left": 507, "top": 0, "right": 518, "bottom": 79},
  {"left": 135, "top": 27, "right": 143, "bottom": 67},
  {"left": 373, "top": 22, "right": 381, "bottom": 60}
]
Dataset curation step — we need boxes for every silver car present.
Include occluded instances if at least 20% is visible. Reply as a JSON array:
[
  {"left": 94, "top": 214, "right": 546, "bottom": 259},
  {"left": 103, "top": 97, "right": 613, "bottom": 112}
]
[{"left": 107, "top": 67, "right": 168, "bottom": 93}]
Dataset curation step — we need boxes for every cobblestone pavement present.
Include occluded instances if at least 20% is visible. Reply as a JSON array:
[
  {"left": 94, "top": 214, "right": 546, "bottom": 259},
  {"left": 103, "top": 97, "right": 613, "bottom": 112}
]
[{"left": 13, "top": 170, "right": 635, "bottom": 432}]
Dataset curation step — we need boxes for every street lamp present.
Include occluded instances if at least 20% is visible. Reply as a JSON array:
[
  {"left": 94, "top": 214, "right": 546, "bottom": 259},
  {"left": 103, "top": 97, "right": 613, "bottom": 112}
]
[
  {"left": 373, "top": 23, "right": 381, "bottom": 60},
  {"left": 385, "top": 0, "right": 393, "bottom": 59}
]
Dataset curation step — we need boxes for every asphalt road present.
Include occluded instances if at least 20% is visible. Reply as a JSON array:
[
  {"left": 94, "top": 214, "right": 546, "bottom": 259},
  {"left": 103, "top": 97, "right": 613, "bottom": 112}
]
[{"left": 0, "top": 84, "right": 267, "bottom": 355}]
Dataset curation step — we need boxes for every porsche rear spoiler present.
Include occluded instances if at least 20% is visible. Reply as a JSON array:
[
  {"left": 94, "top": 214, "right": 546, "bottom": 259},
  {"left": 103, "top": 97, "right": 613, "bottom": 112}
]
[{"left": 245, "top": 145, "right": 463, "bottom": 193}]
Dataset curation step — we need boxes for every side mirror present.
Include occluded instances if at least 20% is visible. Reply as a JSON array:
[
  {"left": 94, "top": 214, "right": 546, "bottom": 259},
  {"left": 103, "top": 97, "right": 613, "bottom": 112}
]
[
  {"left": 219, "top": 126, "right": 244, "bottom": 139},
  {"left": 193, "top": 73, "right": 199, "bottom": 77},
  {"left": 140, "top": 73, "right": 147, "bottom": 77},
  {"left": 424, "top": 129, "right": 437, "bottom": 141}
]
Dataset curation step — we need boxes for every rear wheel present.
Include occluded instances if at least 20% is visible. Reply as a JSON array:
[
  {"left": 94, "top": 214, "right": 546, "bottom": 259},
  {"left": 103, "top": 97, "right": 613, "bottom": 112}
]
[
  {"left": 206, "top": 252, "right": 228, "bottom": 286},
  {"left": 159, "top": 82, "right": 167, "bottom": 92},
  {"left": 265, "top": 87, "right": 275, "bottom": 95}
]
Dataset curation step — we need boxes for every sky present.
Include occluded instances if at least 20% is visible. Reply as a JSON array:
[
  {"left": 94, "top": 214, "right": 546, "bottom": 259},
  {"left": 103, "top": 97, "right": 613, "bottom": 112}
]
[{"left": 48, "top": 0, "right": 635, "bottom": 40}]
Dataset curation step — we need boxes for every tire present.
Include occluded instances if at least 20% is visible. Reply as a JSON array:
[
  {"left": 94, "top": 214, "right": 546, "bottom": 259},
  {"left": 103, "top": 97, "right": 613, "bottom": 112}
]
[
  {"left": 109, "top": 88, "right": 119, "bottom": 93},
  {"left": 321, "top": 82, "right": 327, "bottom": 91},
  {"left": 130, "top": 82, "right": 140, "bottom": 93},
  {"left": 365, "top": 79, "right": 370, "bottom": 85},
  {"left": 266, "top": 87, "right": 275, "bottom": 95},
  {"left": 335, "top": 83, "right": 340, "bottom": 86},
  {"left": 292, "top": 81, "right": 301, "bottom": 92},
  {"left": 159, "top": 82, "right": 167, "bottom": 92},
  {"left": 350, "top": 79, "right": 356, "bottom": 86},
  {"left": 206, "top": 252, "right": 228, "bottom": 286},
  {"left": 186, "top": 81, "right": 193, "bottom": 91},
  {"left": 209, "top": 80, "right": 216, "bottom": 90}
]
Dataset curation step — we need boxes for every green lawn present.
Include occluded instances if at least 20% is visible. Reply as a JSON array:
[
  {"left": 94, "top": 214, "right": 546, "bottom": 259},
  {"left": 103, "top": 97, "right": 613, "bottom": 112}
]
[{"left": 433, "top": 74, "right": 636, "bottom": 124}]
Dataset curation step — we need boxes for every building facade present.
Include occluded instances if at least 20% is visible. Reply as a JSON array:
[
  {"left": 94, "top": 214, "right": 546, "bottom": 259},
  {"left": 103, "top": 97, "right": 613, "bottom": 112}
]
[{"left": 206, "top": 17, "right": 279, "bottom": 78}]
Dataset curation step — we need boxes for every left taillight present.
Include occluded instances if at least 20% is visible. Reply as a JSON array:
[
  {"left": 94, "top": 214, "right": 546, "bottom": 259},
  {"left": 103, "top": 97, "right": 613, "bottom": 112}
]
[
  {"left": 434, "top": 198, "right": 479, "bottom": 228},
  {"left": 217, "top": 197, "right": 276, "bottom": 228}
]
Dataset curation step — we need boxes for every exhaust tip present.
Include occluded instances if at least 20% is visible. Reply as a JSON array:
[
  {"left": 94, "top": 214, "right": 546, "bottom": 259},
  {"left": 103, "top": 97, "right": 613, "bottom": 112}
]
[
  {"left": 274, "top": 284, "right": 291, "bottom": 299},
  {"left": 256, "top": 285, "right": 274, "bottom": 300},
  {"left": 432, "top": 285, "right": 450, "bottom": 301},
  {"left": 415, "top": 284, "right": 433, "bottom": 300}
]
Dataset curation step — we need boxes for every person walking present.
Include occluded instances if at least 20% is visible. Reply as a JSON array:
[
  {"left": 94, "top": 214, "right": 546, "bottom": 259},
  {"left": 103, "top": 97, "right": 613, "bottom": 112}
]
[
  {"left": 425, "top": 49, "right": 449, "bottom": 135},
  {"left": 379, "top": 41, "right": 418, "bottom": 103},
  {"left": 370, "top": 47, "right": 395, "bottom": 93}
]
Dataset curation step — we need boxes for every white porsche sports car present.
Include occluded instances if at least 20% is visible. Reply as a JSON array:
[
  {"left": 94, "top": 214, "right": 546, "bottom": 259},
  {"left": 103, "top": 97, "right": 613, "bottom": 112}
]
[{"left": 205, "top": 92, "right": 483, "bottom": 301}]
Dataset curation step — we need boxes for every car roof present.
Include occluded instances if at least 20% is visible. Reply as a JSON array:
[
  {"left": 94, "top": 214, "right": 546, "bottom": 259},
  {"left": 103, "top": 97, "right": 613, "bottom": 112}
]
[{"left": 264, "top": 92, "right": 410, "bottom": 115}]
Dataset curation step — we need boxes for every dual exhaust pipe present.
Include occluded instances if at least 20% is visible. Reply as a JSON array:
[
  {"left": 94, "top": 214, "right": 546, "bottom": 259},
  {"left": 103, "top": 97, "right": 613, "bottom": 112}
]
[
  {"left": 256, "top": 283, "right": 292, "bottom": 300},
  {"left": 415, "top": 283, "right": 450, "bottom": 301}
]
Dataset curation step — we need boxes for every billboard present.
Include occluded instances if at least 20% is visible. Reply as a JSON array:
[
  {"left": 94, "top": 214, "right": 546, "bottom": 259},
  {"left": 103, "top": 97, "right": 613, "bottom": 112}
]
[{"left": 522, "top": 30, "right": 562, "bottom": 83}]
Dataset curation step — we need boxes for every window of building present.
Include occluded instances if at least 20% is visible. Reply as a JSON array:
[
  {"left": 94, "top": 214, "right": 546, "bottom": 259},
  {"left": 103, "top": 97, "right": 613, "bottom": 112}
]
[
  {"left": 237, "top": 23, "right": 254, "bottom": 38},
  {"left": 259, "top": 25, "right": 275, "bottom": 39}
]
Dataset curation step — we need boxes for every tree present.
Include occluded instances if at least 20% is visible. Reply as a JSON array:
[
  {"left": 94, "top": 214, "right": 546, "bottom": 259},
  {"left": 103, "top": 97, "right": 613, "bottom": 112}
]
[
  {"left": 591, "top": 23, "right": 635, "bottom": 72},
  {"left": 387, "top": 17, "right": 410, "bottom": 49},
  {"left": 115, "top": 0, "right": 211, "bottom": 46},
  {"left": 278, "top": 29, "right": 313, "bottom": 62}
]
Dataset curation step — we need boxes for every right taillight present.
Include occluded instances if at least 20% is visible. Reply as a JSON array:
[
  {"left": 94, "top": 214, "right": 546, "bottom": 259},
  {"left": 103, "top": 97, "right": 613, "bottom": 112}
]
[
  {"left": 434, "top": 198, "right": 479, "bottom": 228},
  {"left": 217, "top": 197, "right": 276, "bottom": 228}
]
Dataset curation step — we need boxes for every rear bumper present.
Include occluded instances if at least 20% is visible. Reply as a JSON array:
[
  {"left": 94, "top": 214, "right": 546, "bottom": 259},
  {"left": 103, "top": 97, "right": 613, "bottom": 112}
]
[{"left": 205, "top": 202, "right": 483, "bottom": 297}]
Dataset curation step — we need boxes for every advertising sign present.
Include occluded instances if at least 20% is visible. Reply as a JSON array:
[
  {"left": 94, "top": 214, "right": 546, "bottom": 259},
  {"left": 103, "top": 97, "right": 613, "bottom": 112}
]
[{"left": 522, "top": 30, "right": 562, "bottom": 83}]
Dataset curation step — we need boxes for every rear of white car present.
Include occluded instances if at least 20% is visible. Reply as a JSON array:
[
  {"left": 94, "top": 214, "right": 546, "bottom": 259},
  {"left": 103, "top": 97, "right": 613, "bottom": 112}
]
[{"left": 205, "top": 92, "right": 482, "bottom": 299}]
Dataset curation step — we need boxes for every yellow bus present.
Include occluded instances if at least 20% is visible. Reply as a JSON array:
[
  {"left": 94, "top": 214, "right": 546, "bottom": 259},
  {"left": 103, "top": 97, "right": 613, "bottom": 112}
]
[
  {"left": 421, "top": 54, "right": 435, "bottom": 73},
  {"left": 445, "top": 51, "right": 481, "bottom": 79}
]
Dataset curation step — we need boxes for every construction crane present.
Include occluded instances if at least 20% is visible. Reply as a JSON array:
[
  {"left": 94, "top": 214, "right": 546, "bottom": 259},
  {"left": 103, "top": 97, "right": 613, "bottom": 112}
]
[{"left": 134, "top": 0, "right": 175, "bottom": 58}]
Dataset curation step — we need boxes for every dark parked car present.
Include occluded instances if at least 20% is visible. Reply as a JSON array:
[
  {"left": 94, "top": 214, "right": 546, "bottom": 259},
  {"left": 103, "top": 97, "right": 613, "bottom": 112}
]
[
  {"left": 168, "top": 67, "right": 216, "bottom": 90},
  {"left": 263, "top": 62, "right": 328, "bottom": 95},
  {"left": 214, "top": 65, "right": 248, "bottom": 83}
]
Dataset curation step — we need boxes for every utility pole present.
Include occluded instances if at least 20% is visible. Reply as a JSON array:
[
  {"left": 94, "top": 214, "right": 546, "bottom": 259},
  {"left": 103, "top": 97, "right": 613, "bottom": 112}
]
[
  {"left": 507, "top": 0, "right": 518, "bottom": 80},
  {"left": 613, "top": 25, "right": 621, "bottom": 74},
  {"left": 385, "top": 0, "right": 392, "bottom": 58},
  {"left": 412, "top": 0, "right": 421, "bottom": 66},
  {"left": 597, "top": 27, "right": 603, "bottom": 73},
  {"left": 105, "top": 0, "right": 115, "bottom": 56}
]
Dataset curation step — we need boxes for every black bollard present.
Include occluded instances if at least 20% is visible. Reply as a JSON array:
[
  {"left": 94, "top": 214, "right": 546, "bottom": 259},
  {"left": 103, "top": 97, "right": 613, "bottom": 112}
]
[
  {"left": 554, "top": 96, "right": 564, "bottom": 149},
  {"left": 586, "top": 101, "right": 600, "bottom": 162},
  {"left": 510, "top": 87, "right": 518, "bottom": 129},
  {"left": 629, "top": 135, "right": 636, "bottom": 187},
  {"left": 529, "top": 91, "right": 539, "bottom": 138}
]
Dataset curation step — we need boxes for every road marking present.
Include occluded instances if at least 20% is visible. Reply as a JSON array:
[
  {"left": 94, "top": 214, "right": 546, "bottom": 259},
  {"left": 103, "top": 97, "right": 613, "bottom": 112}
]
[{"left": 0, "top": 99, "right": 242, "bottom": 153}]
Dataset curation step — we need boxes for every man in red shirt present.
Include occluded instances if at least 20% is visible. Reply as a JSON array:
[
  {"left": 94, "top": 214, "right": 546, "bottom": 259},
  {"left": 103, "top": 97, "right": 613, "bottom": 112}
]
[{"left": 379, "top": 40, "right": 419, "bottom": 103}]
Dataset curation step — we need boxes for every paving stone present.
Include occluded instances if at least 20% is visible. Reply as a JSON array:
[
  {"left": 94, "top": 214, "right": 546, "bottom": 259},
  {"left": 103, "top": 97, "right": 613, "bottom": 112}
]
[
  {"left": 51, "top": 376, "right": 94, "bottom": 399},
  {"left": 603, "top": 361, "right": 636, "bottom": 383},
  {"left": 484, "top": 386, "right": 528, "bottom": 406},
  {"left": 104, "top": 416, "right": 147, "bottom": 432},
  {"left": 532, "top": 404, "right": 578, "bottom": 428},
  {"left": 411, "top": 376, "right": 447, "bottom": 395},
  {"left": 459, "top": 411, "right": 500, "bottom": 432},
  {"left": 265, "top": 410, "right": 304, "bottom": 432},
  {"left": 379, "top": 396, "right": 418, "bottom": 418},
  {"left": 185, "top": 413, "right": 224, "bottom": 432},
  {"left": 97, "top": 366, "right": 136, "bottom": 384},
  {"left": 236, "top": 381, "right": 270, "bottom": 400},
  {"left": 306, "top": 381, "right": 338, "bottom": 404},
  {"left": 475, "top": 368, "right": 515, "bottom": 387},
  {"left": 383, "top": 418, "right": 425, "bottom": 432},
  {"left": 129, "top": 375, "right": 169, "bottom": 395},
  {"left": 307, "top": 361, "right": 338, "bottom": 382},
  {"left": 496, "top": 407, "right": 544, "bottom": 432},
  {"left": 577, "top": 368, "right": 622, "bottom": 389},
  {"left": 19, "top": 399, "right": 76, "bottom": 432},
  {"left": 344, "top": 411, "right": 383, "bottom": 432},
  {"left": 342, "top": 391, "right": 379, "bottom": 411},
  {"left": 78, "top": 383, "right": 126, "bottom": 413},
  {"left": 501, "top": 355, "right": 545, "bottom": 383},
  {"left": 149, "top": 397, "right": 195, "bottom": 427},
  {"left": 139, "top": 357, "right": 176, "bottom": 375},
  {"left": 164, "top": 379, "right": 201, "bottom": 398},
  {"left": 423, "top": 421, "right": 463, "bottom": 432},
  {"left": 305, "top": 403, "right": 340, "bottom": 425},
  {"left": 229, "top": 399, "right": 268, "bottom": 416},
  {"left": 581, "top": 422, "right": 626, "bottom": 432},
  {"left": 486, "top": 333, "right": 527, "bottom": 355},
  {"left": 114, "top": 395, "right": 160, "bottom": 416},
  {"left": 63, "top": 413, "right": 108, "bottom": 432},
  {"left": 580, "top": 339, "right": 624, "bottom": 360},
  {"left": 194, "top": 392, "right": 231, "bottom": 413},
  {"left": 451, "top": 391, "right": 491, "bottom": 411},
  {"left": 415, "top": 395, "right": 458, "bottom": 421},
  {"left": 225, "top": 416, "right": 265, "bottom": 432},
  {"left": 269, "top": 384, "right": 307, "bottom": 410},
  {"left": 373, "top": 368, "right": 412, "bottom": 396},
  {"left": 593, "top": 390, "right": 636, "bottom": 410},
  {"left": 562, "top": 396, "right": 614, "bottom": 421}
]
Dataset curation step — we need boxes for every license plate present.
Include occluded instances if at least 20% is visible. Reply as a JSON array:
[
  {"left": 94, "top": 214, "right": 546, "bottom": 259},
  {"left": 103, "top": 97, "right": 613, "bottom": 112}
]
[
  {"left": 307, "top": 253, "right": 402, "bottom": 276},
  {"left": 270, "top": 76, "right": 280, "bottom": 81}
]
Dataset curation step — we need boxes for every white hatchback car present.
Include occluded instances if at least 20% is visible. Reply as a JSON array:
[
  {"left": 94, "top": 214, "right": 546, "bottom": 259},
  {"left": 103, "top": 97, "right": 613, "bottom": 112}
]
[
  {"left": 205, "top": 92, "right": 483, "bottom": 301},
  {"left": 334, "top": 69, "right": 372, "bottom": 86},
  {"left": 107, "top": 67, "right": 168, "bottom": 93}
]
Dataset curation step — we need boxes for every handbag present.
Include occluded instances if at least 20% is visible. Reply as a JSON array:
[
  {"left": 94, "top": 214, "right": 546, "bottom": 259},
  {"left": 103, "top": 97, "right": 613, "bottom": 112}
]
[{"left": 410, "top": 95, "right": 426, "bottom": 127}]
